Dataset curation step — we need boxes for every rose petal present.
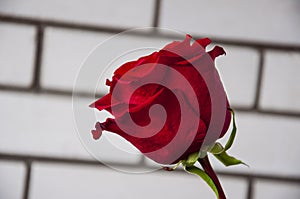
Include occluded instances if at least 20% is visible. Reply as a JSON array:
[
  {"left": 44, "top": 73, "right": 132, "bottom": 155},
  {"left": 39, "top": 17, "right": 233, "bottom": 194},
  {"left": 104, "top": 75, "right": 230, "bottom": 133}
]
[
  {"left": 208, "top": 46, "right": 226, "bottom": 60},
  {"left": 114, "top": 52, "right": 159, "bottom": 77},
  {"left": 195, "top": 38, "right": 211, "bottom": 48},
  {"left": 90, "top": 34, "right": 232, "bottom": 165},
  {"left": 105, "top": 79, "right": 112, "bottom": 86},
  {"left": 90, "top": 93, "right": 113, "bottom": 110},
  {"left": 91, "top": 130, "right": 102, "bottom": 140}
]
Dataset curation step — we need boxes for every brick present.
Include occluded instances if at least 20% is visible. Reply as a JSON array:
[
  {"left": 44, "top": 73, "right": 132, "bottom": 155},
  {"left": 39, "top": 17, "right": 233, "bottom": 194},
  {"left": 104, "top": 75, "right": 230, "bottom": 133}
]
[
  {"left": 0, "top": 92, "right": 141, "bottom": 164},
  {"left": 41, "top": 27, "right": 111, "bottom": 93},
  {"left": 0, "top": 22, "right": 35, "bottom": 86},
  {"left": 29, "top": 163, "right": 247, "bottom": 199},
  {"left": 220, "top": 176, "right": 247, "bottom": 199},
  {"left": 160, "top": 0, "right": 300, "bottom": 44},
  {"left": 260, "top": 51, "right": 300, "bottom": 112},
  {"left": 209, "top": 112, "right": 300, "bottom": 176},
  {"left": 0, "top": 92, "right": 88, "bottom": 158},
  {"left": 254, "top": 181, "right": 300, "bottom": 199},
  {"left": 0, "top": 0, "right": 155, "bottom": 28},
  {"left": 0, "top": 161, "right": 25, "bottom": 199},
  {"left": 41, "top": 27, "right": 173, "bottom": 93},
  {"left": 215, "top": 45, "right": 259, "bottom": 107}
]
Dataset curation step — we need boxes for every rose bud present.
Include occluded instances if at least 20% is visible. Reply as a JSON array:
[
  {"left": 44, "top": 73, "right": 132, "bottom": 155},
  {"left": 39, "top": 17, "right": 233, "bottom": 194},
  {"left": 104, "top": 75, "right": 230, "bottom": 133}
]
[{"left": 90, "top": 35, "right": 231, "bottom": 166}]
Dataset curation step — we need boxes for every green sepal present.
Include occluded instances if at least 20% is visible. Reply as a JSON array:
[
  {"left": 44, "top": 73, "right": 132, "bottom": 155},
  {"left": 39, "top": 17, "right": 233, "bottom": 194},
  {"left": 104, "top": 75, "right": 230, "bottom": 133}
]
[
  {"left": 210, "top": 108, "right": 246, "bottom": 167},
  {"left": 209, "top": 142, "right": 224, "bottom": 154},
  {"left": 171, "top": 160, "right": 183, "bottom": 170},
  {"left": 184, "top": 165, "right": 219, "bottom": 198},
  {"left": 184, "top": 152, "right": 200, "bottom": 167},
  {"left": 209, "top": 109, "right": 237, "bottom": 156},
  {"left": 224, "top": 108, "right": 237, "bottom": 151},
  {"left": 213, "top": 150, "right": 247, "bottom": 167},
  {"left": 166, "top": 152, "right": 200, "bottom": 171}
]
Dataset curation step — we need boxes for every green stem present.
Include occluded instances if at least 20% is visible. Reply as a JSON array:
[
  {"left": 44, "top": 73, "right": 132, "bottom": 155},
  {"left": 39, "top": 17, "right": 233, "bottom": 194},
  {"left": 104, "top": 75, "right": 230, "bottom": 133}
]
[{"left": 199, "top": 155, "right": 226, "bottom": 199}]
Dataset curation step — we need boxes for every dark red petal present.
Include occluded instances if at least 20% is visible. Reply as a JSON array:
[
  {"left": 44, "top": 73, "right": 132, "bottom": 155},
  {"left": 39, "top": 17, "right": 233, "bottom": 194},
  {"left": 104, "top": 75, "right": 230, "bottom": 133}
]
[
  {"left": 91, "top": 35, "right": 232, "bottom": 165},
  {"left": 113, "top": 60, "right": 136, "bottom": 76},
  {"left": 219, "top": 107, "right": 232, "bottom": 138},
  {"left": 105, "top": 79, "right": 111, "bottom": 86},
  {"left": 90, "top": 93, "right": 114, "bottom": 110},
  {"left": 163, "top": 34, "right": 192, "bottom": 52},
  {"left": 99, "top": 118, "right": 127, "bottom": 138},
  {"left": 95, "top": 122, "right": 102, "bottom": 131},
  {"left": 194, "top": 37, "right": 211, "bottom": 48},
  {"left": 129, "top": 87, "right": 164, "bottom": 112},
  {"left": 91, "top": 122, "right": 103, "bottom": 140},
  {"left": 175, "top": 52, "right": 206, "bottom": 66},
  {"left": 114, "top": 52, "right": 159, "bottom": 77},
  {"left": 91, "top": 130, "right": 102, "bottom": 140},
  {"left": 161, "top": 35, "right": 193, "bottom": 58},
  {"left": 208, "top": 46, "right": 226, "bottom": 60},
  {"left": 119, "top": 62, "right": 157, "bottom": 81}
]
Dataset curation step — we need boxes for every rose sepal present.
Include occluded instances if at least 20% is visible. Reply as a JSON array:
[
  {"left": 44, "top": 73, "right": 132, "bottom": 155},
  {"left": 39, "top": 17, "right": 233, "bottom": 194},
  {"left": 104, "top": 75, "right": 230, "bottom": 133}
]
[
  {"left": 209, "top": 109, "right": 247, "bottom": 167},
  {"left": 213, "top": 150, "right": 247, "bottom": 167}
]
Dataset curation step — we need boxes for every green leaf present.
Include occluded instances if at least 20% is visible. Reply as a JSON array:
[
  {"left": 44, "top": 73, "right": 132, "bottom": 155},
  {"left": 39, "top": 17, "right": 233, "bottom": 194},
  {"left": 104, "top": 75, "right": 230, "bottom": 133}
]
[
  {"left": 224, "top": 109, "right": 237, "bottom": 151},
  {"left": 214, "top": 150, "right": 247, "bottom": 167},
  {"left": 185, "top": 165, "right": 219, "bottom": 198},
  {"left": 209, "top": 142, "right": 224, "bottom": 154}
]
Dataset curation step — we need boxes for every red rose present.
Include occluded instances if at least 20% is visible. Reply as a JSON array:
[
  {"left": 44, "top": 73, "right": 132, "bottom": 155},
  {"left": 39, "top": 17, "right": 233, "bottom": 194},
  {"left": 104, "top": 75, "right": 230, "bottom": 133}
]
[{"left": 90, "top": 35, "right": 231, "bottom": 165}]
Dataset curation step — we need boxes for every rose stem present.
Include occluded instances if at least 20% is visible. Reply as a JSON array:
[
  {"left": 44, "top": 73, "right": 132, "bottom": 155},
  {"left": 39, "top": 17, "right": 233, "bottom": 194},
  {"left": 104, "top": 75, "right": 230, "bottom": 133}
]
[{"left": 198, "top": 155, "right": 226, "bottom": 199}]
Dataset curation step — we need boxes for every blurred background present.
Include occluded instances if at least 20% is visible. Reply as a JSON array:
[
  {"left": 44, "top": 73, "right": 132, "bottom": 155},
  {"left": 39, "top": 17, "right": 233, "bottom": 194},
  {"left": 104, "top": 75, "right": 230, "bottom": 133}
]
[{"left": 0, "top": 0, "right": 300, "bottom": 199}]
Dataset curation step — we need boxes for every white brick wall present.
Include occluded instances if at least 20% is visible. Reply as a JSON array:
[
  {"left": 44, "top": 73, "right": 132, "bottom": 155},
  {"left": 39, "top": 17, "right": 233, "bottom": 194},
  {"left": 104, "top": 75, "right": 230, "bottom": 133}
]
[
  {"left": 210, "top": 113, "right": 300, "bottom": 176},
  {"left": 254, "top": 181, "right": 300, "bottom": 199},
  {"left": 0, "top": 0, "right": 155, "bottom": 28},
  {"left": 0, "top": 161, "right": 25, "bottom": 199},
  {"left": 41, "top": 27, "right": 111, "bottom": 92},
  {"left": 0, "top": 92, "right": 90, "bottom": 159},
  {"left": 0, "top": 22, "right": 35, "bottom": 86},
  {"left": 41, "top": 27, "right": 173, "bottom": 93},
  {"left": 160, "top": 0, "right": 300, "bottom": 45},
  {"left": 1, "top": 1, "right": 299, "bottom": 199},
  {"left": 260, "top": 50, "right": 300, "bottom": 112},
  {"left": 29, "top": 163, "right": 247, "bottom": 199},
  {"left": 215, "top": 45, "right": 260, "bottom": 107}
]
